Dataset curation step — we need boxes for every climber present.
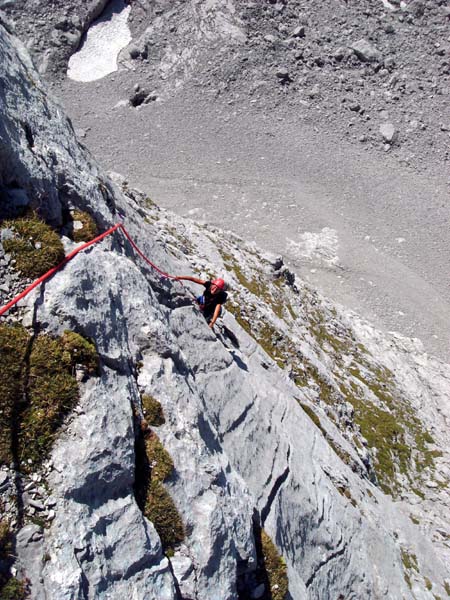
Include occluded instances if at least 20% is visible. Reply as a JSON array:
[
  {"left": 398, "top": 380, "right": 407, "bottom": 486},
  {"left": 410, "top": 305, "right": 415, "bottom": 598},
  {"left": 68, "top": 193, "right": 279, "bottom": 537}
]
[{"left": 175, "top": 276, "right": 227, "bottom": 329}]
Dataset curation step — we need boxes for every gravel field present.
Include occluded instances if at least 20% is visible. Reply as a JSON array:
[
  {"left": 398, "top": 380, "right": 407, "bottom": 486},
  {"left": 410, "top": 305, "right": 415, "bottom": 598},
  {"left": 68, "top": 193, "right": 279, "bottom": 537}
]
[
  {"left": 3, "top": 0, "right": 449, "bottom": 361},
  {"left": 55, "top": 79, "right": 450, "bottom": 361}
]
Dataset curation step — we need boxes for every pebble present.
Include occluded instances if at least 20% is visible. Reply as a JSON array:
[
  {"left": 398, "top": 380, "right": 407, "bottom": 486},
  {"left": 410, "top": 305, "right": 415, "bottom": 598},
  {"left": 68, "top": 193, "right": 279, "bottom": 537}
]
[
  {"left": 425, "top": 480, "right": 439, "bottom": 489},
  {"left": 379, "top": 122, "right": 397, "bottom": 143},
  {"left": 291, "top": 26, "right": 305, "bottom": 38},
  {"left": 29, "top": 499, "right": 45, "bottom": 511}
]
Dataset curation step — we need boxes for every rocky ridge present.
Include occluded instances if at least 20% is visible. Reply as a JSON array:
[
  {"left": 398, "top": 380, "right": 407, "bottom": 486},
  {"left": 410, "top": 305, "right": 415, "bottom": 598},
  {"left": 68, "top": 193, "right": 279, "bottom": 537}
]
[{"left": 1, "top": 18, "right": 450, "bottom": 600}]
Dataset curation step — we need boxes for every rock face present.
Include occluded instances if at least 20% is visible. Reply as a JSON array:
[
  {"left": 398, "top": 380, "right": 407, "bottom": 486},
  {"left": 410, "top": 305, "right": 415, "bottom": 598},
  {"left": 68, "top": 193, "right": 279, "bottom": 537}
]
[{"left": 1, "top": 21, "right": 450, "bottom": 600}]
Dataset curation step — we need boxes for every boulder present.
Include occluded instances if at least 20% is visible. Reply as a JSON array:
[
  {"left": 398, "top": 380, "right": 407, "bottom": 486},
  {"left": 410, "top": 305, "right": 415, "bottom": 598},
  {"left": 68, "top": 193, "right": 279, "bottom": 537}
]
[{"left": 350, "top": 39, "right": 383, "bottom": 63}]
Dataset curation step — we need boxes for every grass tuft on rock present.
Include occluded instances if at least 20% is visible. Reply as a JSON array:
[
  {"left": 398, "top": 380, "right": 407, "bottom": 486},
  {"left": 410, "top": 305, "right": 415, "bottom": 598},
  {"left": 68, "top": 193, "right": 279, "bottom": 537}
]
[
  {"left": 61, "top": 331, "right": 99, "bottom": 375},
  {"left": 145, "top": 431, "right": 173, "bottom": 482},
  {"left": 144, "top": 431, "right": 184, "bottom": 550},
  {"left": 0, "top": 521, "right": 27, "bottom": 600},
  {"left": 2, "top": 215, "right": 65, "bottom": 279},
  {"left": 260, "top": 530, "right": 289, "bottom": 600},
  {"left": 69, "top": 210, "right": 98, "bottom": 243},
  {"left": 145, "top": 479, "right": 185, "bottom": 550},
  {"left": 0, "top": 325, "right": 29, "bottom": 465},
  {"left": 134, "top": 428, "right": 184, "bottom": 552},
  {"left": 0, "top": 324, "right": 98, "bottom": 472},
  {"left": 401, "top": 548, "right": 419, "bottom": 590},
  {"left": 142, "top": 395, "right": 165, "bottom": 427},
  {"left": 0, "top": 521, "right": 13, "bottom": 561},
  {"left": 0, "top": 578, "right": 28, "bottom": 600},
  {"left": 19, "top": 334, "right": 80, "bottom": 467}
]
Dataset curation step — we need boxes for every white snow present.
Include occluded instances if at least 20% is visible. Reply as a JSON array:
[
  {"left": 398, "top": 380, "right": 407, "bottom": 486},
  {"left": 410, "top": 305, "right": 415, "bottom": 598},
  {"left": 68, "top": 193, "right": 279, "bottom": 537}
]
[{"left": 67, "top": 0, "right": 131, "bottom": 83}]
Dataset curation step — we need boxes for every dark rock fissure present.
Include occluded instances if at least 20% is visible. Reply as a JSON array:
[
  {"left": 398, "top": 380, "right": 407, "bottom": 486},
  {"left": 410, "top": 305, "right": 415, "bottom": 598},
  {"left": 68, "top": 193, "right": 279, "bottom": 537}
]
[
  {"left": 305, "top": 541, "right": 348, "bottom": 589},
  {"left": 74, "top": 547, "right": 90, "bottom": 600},
  {"left": 260, "top": 446, "right": 291, "bottom": 526},
  {"left": 21, "top": 122, "right": 34, "bottom": 150},
  {"left": 224, "top": 401, "right": 254, "bottom": 437},
  {"left": 166, "top": 557, "right": 184, "bottom": 600}
]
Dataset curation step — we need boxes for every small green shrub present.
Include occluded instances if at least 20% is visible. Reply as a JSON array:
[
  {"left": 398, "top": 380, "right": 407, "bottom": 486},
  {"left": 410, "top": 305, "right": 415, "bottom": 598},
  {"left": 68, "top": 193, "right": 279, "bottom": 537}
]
[
  {"left": 2, "top": 215, "right": 65, "bottom": 278},
  {"left": 69, "top": 210, "right": 98, "bottom": 243},
  {"left": 261, "top": 530, "right": 289, "bottom": 600},
  {"left": 142, "top": 395, "right": 165, "bottom": 427},
  {"left": 143, "top": 432, "right": 184, "bottom": 549}
]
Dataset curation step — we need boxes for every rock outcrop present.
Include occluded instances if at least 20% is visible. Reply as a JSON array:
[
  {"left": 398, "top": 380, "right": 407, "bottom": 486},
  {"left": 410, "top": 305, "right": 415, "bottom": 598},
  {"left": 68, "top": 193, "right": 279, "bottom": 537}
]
[{"left": 1, "top": 21, "right": 450, "bottom": 600}]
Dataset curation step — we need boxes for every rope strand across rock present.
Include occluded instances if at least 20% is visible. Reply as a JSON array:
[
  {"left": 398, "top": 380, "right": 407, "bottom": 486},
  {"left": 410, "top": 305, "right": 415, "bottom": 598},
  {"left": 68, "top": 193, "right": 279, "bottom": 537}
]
[{"left": 0, "top": 223, "right": 180, "bottom": 318}]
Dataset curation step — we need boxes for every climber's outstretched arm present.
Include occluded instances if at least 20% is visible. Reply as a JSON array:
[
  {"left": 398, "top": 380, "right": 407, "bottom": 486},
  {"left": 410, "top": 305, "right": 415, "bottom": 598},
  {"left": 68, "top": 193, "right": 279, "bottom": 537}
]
[{"left": 175, "top": 275, "right": 206, "bottom": 285}]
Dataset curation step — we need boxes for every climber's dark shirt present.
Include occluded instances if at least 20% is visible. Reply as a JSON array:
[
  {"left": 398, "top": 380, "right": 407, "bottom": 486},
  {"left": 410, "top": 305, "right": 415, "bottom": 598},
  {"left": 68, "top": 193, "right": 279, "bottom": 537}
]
[{"left": 198, "top": 281, "right": 227, "bottom": 320}]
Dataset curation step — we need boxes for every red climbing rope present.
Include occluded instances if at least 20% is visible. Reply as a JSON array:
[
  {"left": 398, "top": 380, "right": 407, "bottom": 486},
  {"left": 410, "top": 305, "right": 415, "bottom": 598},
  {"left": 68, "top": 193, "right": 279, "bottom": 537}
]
[
  {"left": 119, "top": 225, "right": 177, "bottom": 280},
  {"left": 0, "top": 222, "right": 179, "bottom": 318}
]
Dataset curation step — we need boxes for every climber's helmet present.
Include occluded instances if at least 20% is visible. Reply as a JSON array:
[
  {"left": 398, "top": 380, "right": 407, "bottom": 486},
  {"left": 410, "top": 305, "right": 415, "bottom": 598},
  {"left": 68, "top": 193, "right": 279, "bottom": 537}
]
[{"left": 211, "top": 278, "right": 226, "bottom": 294}]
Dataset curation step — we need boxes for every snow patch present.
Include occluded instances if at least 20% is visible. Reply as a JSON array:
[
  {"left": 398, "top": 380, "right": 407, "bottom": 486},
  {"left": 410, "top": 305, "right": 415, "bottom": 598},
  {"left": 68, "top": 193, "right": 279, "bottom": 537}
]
[
  {"left": 287, "top": 227, "right": 340, "bottom": 268},
  {"left": 67, "top": 0, "right": 131, "bottom": 82}
]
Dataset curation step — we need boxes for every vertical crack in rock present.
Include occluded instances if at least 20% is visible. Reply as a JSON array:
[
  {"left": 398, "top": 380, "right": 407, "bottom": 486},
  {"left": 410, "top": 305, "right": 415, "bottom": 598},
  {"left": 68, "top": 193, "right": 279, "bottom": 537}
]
[
  {"left": 260, "top": 446, "right": 291, "bottom": 526},
  {"left": 166, "top": 558, "right": 184, "bottom": 600}
]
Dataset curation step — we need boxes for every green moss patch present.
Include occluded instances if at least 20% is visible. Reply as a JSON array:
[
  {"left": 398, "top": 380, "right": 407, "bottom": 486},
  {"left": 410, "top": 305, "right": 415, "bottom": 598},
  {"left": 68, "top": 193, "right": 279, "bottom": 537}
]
[
  {"left": 142, "top": 395, "right": 165, "bottom": 427},
  {"left": 0, "top": 521, "right": 27, "bottom": 599},
  {"left": 401, "top": 548, "right": 419, "bottom": 589},
  {"left": 0, "top": 521, "right": 12, "bottom": 561},
  {"left": 134, "top": 429, "right": 184, "bottom": 552},
  {"left": 0, "top": 324, "right": 98, "bottom": 472},
  {"left": 299, "top": 403, "right": 358, "bottom": 491},
  {"left": 260, "top": 530, "right": 289, "bottom": 600},
  {"left": 2, "top": 215, "right": 65, "bottom": 279},
  {"left": 341, "top": 366, "right": 438, "bottom": 496},
  {"left": 145, "top": 432, "right": 173, "bottom": 482},
  {"left": 69, "top": 210, "right": 98, "bottom": 243},
  {"left": 61, "top": 331, "right": 99, "bottom": 375},
  {"left": 0, "top": 577, "right": 28, "bottom": 600},
  {"left": 144, "top": 479, "right": 184, "bottom": 550},
  {"left": 19, "top": 334, "right": 80, "bottom": 467},
  {"left": 0, "top": 325, "right": 29, "bottom": 465}
]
